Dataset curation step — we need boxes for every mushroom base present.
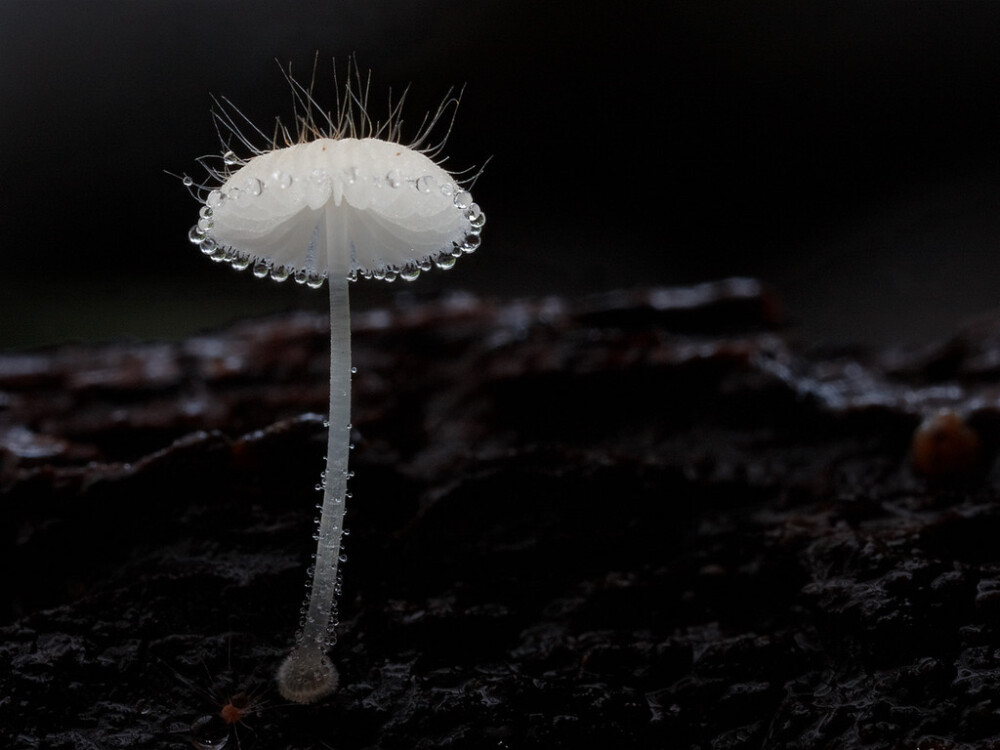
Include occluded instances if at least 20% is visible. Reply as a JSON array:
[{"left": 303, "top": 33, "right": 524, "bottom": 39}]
[{"left": 276, "top": 647, "right": 339, "bottom": 704}]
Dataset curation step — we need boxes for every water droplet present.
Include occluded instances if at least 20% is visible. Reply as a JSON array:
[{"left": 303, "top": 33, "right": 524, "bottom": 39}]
[
  {"left": 188, "top": 225, "right": 205, "bottom": 244},
  {"left": 416, "top": 174, "right": 436, "bottom": 193},
  {"left": 271, "top": 265, "right": 291, "bottom": 282},
  {"left": 384, "top": 269, "right": 398, "bottom": 282},
  {"left": 306, "top": 272, "right": 325, "bottom": 289},
  {"left": 440, "top": 182, "right": 455, "bottom": 197},
  {"left": 467, "top": 203, "right": 486, "bottom": 228},
  {"left": 400, "top": 264, "right": 421, "bottom": 282},
  {"left": 315, "top": 483, "right": 324, "bottom": 492},
  {"left": 223, "top": 150, "right": 238, "bottom": 166},
  {"left": 434, "top": 253, "right": 457, "bottom": 270},
  {"left": 294, "top": 268, "right": 308, "bottom": 284},
  {"left": 418, "top": 259, "right": 433, "bottom": 272},
  {"left": 385, "top": 168, "right": 402, "bottom": 188},
  {"left": 462, "top": 234, "right": 482, "bottom": 253},
  {"left": 339, "top": 554, "right": 348, "bottom": 563},
  {"left": 243, "top": 177, "right": 263, "bottom": 196},
  {"left": 231, "top": 254, "right": 251, "bottom": 271},
  {"left": 189, "top": 715, "right": 230, "bottom": 750},
  {"left": 199, "top": 237, "right": 218, "bottom": 255},
  {"left": 350, "top": 366, "right": 357, "bottom": 374},
  {"left": 199, "top": 206, "right": 214, "bottom": 219},
  {"left": 206, "top": 190, "right": 225, "bottom": 208},
  {"left": 197, "top": 217, "right": 213, "bottom": 232},
  {"left": 372, "top": 267, "right": 386, "bottom": 281},
  {"left": 342, "top": 528, "right": 351, "bottom": 536},
  {"left": 453, "top": 189, "right": 472, "bottom": 209},
  {"left": 272, "top": 170, "right": 292, "bottom": 188},
  {"left": 182, "top": 175, "right": 194, "bottom": 187},
  {"left": 252, "top": 260, "right": 269, "bottom": 278}
]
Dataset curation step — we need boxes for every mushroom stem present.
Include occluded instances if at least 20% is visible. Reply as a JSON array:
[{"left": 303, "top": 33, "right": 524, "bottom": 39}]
[{"left": 276, "top": 206, "right": 352, "bottom": 703}]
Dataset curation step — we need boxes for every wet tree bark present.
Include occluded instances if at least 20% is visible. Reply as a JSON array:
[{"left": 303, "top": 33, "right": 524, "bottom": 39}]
[{"left": 2, "top": 279, "right": 999, "bottom": 749}]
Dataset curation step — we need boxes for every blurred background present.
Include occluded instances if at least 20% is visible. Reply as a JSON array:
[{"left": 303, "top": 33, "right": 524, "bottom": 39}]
[{"left": 2, "top": 1, "right": 1000, "bottom": 349}]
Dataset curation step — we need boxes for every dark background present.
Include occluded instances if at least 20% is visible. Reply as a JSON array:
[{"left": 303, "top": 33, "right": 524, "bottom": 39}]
[{"left": 3, "top": 0, "right": 1000, "bottom": 349}]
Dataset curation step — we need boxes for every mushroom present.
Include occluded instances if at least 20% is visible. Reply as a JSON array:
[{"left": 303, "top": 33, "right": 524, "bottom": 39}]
[{"left": 185, "top": 64, "right": 485, "bottom": 703}]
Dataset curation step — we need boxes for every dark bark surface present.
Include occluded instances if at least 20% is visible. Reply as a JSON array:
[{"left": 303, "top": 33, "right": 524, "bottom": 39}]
[{"left": 3, "top": 280, "right": 1000, "bottom": 749}]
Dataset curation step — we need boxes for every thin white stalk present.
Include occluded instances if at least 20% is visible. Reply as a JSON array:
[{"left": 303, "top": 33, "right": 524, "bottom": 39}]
[{"left": 277, "top": 206, "right": 352, "bottom": 703}]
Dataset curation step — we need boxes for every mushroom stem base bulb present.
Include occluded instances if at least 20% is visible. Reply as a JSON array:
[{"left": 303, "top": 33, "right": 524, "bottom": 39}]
[{"left": 276, "top": 647, "right": 339, "bottom": 704}]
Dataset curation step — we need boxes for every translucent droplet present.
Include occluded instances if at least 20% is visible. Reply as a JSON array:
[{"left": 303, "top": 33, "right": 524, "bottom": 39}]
[
  {"left": 338, "top": 554, "right": 348, "bottom": 563},
  {"left": 252, "top": 260, "right": 269, "bottom": 278},
  {"left": 400, "top": 264, "right": 421, "bottom": 282},
  {"left": 231, "top": 254, "right": 251, "bottom": 271},
  {"left": 272, "top": 170, "right": 292, "bottom": 188},
  {"left": 467, "top": 203, "right": 486, "bottom": 228},
  {"left": 182, "top": 175, "right": 194, "bottom": 187},
  {"left": 271, "top": 265, "right": 291, "bottom": 282},
  {"left": 294, "top": 268, "right": 308, "bottom": 284},
  {"left": 372, "top": 267, "right": 386, "bottom": 281},
  {"left": 189, "top": 715, "right": 229, "bottom": 750},
  {"left": 440, "top": 182, "right": 455, "bottom": 197},
  {"left": 197, "top": 217, "right": 213, "bottom": 232},
  {"left": 434, "top": 254, "right": 457, "bottom": 270},
  {"left": 418, "top": 259, "right": 433, "bottom": 272},
  {"left": 462, "top": 234, "right": 482, "bottom": 253},
  {"left": 453, "top": 189, "right": 472, "bottom": 209},
  {"left": 206, "top": 190, "right": 225, "bottom": 208},
  {"left": 199, "top": 237, "right": 218, "bottom": 255},
  {"left": 383, "top": 269, "right": 398, "bottom": 282},
  {"left": 199, "top": 206, "right": 214, "bottom": 219},
  {"left": 188, "top": 225, "right": 205, "bottom": 244},
  {"left": 223, "top": 150, "right": 238, "bottom": 166},
  {"left": 385, "top": 168, "right": 402, "bottom": 188},
  {"left": 306, "top": 272, "right": 325, "bottom": 289},
  {"left": 244, "top": 177, "right": 263, "bottom": 196},
  {"left": 416, "top": 174, "right": 436, "bottom": 193}
]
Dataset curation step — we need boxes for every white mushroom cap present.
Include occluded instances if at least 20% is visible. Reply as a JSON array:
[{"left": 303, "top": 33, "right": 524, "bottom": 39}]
[{"left": 191, "top": 137, "right": 484, "bottom": 283}]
